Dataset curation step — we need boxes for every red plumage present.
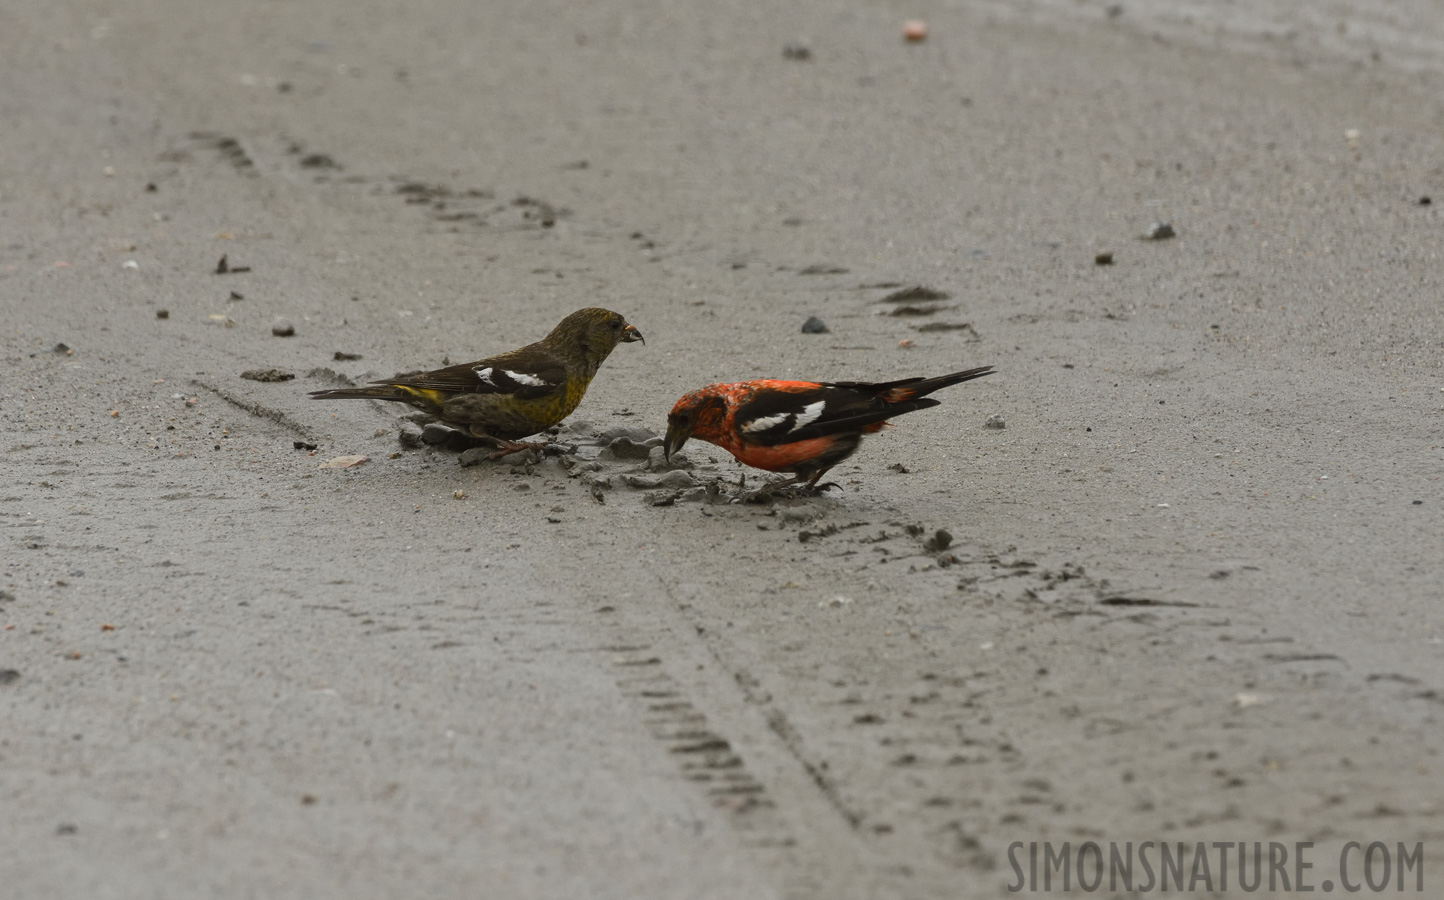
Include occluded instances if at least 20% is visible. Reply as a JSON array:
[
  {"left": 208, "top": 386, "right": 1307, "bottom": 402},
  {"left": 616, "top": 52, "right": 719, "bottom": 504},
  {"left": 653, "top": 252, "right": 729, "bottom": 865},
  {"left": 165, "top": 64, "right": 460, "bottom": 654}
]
[{"left": 664, "top": 367, "right": 994, "bottom": 493}]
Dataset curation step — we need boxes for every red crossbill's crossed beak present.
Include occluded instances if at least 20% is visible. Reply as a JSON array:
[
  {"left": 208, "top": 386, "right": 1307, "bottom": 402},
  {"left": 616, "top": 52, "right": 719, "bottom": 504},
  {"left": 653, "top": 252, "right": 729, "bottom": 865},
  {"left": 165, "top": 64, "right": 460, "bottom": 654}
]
[{"left": 663, "top": 419, "right": 691, "bottom": 461}]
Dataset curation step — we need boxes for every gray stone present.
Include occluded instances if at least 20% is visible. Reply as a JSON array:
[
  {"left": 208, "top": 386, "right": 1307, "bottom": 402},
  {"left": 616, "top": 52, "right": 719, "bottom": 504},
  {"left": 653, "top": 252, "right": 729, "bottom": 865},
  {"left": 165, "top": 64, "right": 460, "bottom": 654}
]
[
  {"left": 597, "top": 425, "right": 658, "bottom": 443},
  {"left": 421, "top": 423, "right": 459, "bottom": 445},
  {"left": 623, "top": 470, "right": 696, "bottom": 490},
  {"left": 1143, "top": 221, "right": 1175, "bottom": 240},
  {"left": 240, "top": 368, "right": 295, "bottom": 382},
  {"left": 458, "top": 447, "right": 491, "bottom": 467}
]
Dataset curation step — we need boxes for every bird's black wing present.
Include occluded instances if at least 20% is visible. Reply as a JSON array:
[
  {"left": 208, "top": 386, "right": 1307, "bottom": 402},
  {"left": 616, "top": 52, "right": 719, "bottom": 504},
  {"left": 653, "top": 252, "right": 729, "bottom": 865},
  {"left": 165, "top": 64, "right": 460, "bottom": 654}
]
[{"left": 734, "top": 384, "right": 940, "bottom": 446}]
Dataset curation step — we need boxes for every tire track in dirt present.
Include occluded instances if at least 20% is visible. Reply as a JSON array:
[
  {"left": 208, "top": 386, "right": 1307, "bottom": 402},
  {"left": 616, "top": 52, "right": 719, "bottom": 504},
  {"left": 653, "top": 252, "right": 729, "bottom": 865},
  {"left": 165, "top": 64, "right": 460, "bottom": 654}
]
[
  {"left": 581, "top": 611, "right": 884, "bottom": 899},
  {"left": 604, "top": 497, "right": 1433, "bottom": 895}
]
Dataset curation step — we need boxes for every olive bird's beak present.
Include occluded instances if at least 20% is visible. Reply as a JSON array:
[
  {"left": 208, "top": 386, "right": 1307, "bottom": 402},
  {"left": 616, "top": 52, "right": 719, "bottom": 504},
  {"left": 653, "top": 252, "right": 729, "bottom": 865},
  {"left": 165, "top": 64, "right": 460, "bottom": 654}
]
[
  {"left": 663, "top": 422, "right": 690, "bottom": 461},
  {"left": 621, "top": 323, "right": 645, "bottom": 344}
]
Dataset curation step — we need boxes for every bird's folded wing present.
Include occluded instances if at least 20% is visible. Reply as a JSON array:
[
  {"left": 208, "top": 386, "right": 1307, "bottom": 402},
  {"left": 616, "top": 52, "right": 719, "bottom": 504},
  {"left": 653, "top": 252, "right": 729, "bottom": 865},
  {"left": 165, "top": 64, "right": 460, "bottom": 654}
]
[
  {"left": 382, "top": 349, "right": 567, "bottom": 401},
  {"left": 735, "top": 386, "right": 940, "bottom": 445}
]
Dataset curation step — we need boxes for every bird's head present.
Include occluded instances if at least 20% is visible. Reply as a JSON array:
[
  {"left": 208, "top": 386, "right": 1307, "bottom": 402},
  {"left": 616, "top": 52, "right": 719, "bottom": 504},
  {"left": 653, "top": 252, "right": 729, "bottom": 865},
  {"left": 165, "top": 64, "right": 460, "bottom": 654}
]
[
  {"left": 665, "top": 388, "right": 729, "bottom": 460},
  {"left": 548, "top": 307, "right": 644, "bottom": 363}
]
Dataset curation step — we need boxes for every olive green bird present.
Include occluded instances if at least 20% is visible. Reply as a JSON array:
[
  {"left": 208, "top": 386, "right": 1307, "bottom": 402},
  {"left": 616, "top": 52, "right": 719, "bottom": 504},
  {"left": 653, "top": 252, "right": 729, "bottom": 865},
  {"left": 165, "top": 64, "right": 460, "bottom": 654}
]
[{"left": 310, "top": 307, "right": 644, "bottom": 458}]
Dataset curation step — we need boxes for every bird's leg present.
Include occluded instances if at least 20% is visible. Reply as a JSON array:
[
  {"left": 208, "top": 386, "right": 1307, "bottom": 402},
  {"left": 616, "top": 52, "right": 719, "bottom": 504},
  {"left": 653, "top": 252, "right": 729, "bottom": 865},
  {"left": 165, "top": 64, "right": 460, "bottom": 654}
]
[
  {"left": 467, "top": 427, "right": 549, "bottom": 460},
  {"left": 803, "top": 468, "right": 842, "bottom": 495},
  {"left": 765, "top": 474, "right": 806, "bottom": 493}
]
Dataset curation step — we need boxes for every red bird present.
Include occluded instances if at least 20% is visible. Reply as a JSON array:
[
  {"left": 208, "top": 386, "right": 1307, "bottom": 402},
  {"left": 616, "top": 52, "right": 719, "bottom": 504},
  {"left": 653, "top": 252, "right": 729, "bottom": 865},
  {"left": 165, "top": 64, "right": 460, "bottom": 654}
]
[{"left": 664, "top": 367, "right": 994, "bottom": 494}]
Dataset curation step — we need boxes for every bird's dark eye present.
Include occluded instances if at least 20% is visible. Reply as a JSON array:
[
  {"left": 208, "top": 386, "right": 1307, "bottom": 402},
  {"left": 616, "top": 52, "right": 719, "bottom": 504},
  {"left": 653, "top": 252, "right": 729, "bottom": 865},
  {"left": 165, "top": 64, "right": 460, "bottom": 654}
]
[{"left": 611, "top": 319, "right": 623, "bottom": 330}]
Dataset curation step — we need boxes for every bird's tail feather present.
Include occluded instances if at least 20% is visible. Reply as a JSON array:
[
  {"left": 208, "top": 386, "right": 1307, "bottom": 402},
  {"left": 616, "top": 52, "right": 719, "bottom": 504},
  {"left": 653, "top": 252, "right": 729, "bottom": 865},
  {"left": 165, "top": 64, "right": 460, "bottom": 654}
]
[
  {"left": 830, "top": 366, "right": 995, "bottom": 401},
  {"left": 891, "top": 366, "right": 995, "bottom": 400},
  {"left": 308, "top": 385, "right": 409, "bottom": 402}
]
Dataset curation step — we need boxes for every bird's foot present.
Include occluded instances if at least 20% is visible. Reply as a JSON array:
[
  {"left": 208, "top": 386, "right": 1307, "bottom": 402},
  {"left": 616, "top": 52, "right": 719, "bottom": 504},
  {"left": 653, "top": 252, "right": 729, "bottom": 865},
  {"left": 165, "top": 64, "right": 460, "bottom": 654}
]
[
  {"left": 464, "top": 428, "right": 569, "bottom": 461},
  {"left": 740, "top": 479, "right": 840, "bottom": 503},
  {"left": 485, "top": 439, "right": 549, "bottom": 461}
]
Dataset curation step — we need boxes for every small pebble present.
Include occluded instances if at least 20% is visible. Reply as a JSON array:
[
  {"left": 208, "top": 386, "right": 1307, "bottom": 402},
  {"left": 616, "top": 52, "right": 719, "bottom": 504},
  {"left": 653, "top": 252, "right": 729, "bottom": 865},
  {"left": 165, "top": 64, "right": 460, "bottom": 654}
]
[
  {"left": 1419, "top": 196, "right": 1433, "bottom": 206},
  {"left": 458, "top": 447, "right": 491, "bottom": 467},
  {"left": 1143, "top": 222, "right": 1175, "bottom": 240},
  {"left": 240, "top": 368, "right": 295, "bottom": 382},
  {"left": 923, "top": 529, "right": 953, "bottom": 552},
  {"left": 271, "top": 318, "right": 295, "bottom": 337},
  {"left": 898, "top": 339, "right": 916, "bottom": 349},
  {"left": 783, "top": 43, "right": 812, "bottom": 61},
  {"left": 333, "top": 351, "right": 362, "bottom": 361},
  {"left": 421, "top": 423, "right": 458, "bottom": 445},
  {"left": 1095, "top": 251, "right": 1114, "bottom": 265},
  {"left": 318, "top": 455, "right": 367, "bottom": 469},
  {"left": 624, "top": 470, "right": 696, "bottom": 490},
  {"left": 293, "top": 441, "right": 318, "bottom": 451},
  {"left": 801, "top": 316, "right": 829, "bottom": 334},
  {"left": 156, "top": 309, "right": 169, "bottom": 319},
  {"left": 453, "top": 490, "right": 467, "bottom": 499},
  {"left": 984, "top": 414, "right": 1005, "bottom": 429},
  {"left": 397, "top": 422, "right": 425, "bottom": 448},
  {"left": 122, "top": 260, "right": 139, "bottom": 271},
  {"left": 903, "top": 20, "right": 928, "bottom": 41}
]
